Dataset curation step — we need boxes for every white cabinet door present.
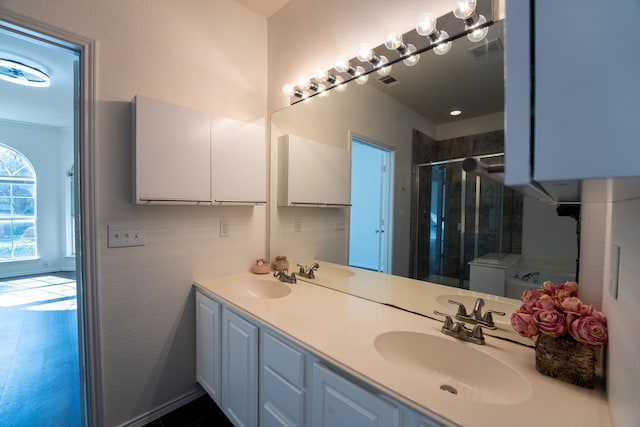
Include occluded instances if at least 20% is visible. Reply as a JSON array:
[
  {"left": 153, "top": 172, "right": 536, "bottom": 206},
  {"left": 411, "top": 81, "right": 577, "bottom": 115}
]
[
  {"left": 211, "top": 116, "right": 266, "bottom": 205},
  {"left": 222, "top": 307, "right": 259, "bottom": 427},
  {"left": 505, "top": 1, "right": 640, "bottom": 202},
  {"left": 132, "top": 95, "right": 211, "bottom": 204},
  {"left": 195, "top": 291, "right": 222, "bottom": 404},
  {"left": 278, "top": 135, "right": 350, "bottom": 207},
  {"left": 311, "top": 363, "right": 400, "bottom": 427}
]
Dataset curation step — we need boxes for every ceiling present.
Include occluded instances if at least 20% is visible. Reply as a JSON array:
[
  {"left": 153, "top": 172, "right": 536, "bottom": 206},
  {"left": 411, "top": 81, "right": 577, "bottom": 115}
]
[
  {"left": 235, "top": 0, "right": 291, "bottom": 18},
  {"left": 0, "top": 28, "right": 77, "bottom": 128},
  {"left": 0, "top": 3, "right": 503, "bottom": 130}
]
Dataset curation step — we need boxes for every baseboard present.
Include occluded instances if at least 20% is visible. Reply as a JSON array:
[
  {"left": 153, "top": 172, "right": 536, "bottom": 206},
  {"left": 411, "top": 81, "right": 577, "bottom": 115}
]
[{"left": 117, "top": 387, "right": 206, "bottom": 427}]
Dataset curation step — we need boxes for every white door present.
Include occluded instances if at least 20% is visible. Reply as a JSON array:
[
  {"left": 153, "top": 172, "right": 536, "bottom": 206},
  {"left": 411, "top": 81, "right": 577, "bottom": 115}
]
[{"left": 349, "top": 138, "right": 392, "bottom": 272}]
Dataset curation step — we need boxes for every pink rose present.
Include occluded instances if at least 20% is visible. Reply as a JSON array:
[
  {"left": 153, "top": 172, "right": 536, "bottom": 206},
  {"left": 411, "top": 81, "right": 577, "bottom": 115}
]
[
  {"left": 533, "top": 309, "right": 567, "bottom": 337},
  {"left": 535, "top": 294, "right": 556, "bottom": 310},
  {"left": 559, "top": 297, "right": 594, "bottom": 316},
  {"left": 511, "top": 311, "right": 538, "bottom": 338},
  {"left": 560, "top": 281, "right": 579, "bottom": 297},
  {"left": 520, "top": 289, "right": 543, "bottom": 313},
  {"left": 568, "top": 315, "right": 608, "bottom": 348}
]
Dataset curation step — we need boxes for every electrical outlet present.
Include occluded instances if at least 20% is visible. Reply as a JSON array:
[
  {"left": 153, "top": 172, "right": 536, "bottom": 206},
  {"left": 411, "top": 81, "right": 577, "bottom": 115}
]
[
  {"left": 220, "top": 219, "right": 230, "bottom": 238},
  {"left": 294, "top": 218, "right": 302, "bottom": 232},
  {"left": 108, "top": 224, "right": 145, "bottom": 248},
  {"left": 335, "top": 216, "right": 345, "bottom": 231}
]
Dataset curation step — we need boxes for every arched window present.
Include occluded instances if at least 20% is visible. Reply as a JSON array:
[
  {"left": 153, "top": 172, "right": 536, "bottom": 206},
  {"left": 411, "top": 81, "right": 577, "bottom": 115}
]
[{"left": 0, "top": 144, "right": 37, "bottom": 260}]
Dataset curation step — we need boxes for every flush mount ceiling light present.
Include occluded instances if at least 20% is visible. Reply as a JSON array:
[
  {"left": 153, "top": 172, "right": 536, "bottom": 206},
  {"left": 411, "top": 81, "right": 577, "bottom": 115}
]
[
  {"left": 449, "top": 109, "right": 462, "bottom": 116},
  {"left": 0, "top": 58, "right": 51, "bottom": 87}
]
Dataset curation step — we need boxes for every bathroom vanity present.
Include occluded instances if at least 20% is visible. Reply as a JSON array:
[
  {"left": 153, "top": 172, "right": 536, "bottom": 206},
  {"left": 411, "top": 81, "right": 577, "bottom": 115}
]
[{"left": 194, "top": 270, "right": 610, "bottom": 427}]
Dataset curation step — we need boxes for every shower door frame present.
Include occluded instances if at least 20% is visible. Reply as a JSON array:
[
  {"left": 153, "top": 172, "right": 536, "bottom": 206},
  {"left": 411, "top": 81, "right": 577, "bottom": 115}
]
[{"left": 414, "top": 153, "right": 504, "bottom": 288}]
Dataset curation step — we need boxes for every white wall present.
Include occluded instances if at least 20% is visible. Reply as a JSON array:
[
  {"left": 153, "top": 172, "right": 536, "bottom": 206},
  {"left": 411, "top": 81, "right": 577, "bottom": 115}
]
[
  {"left": 1, "top": 1, "right": 267, "bottom": 426},
  {"left": 0, "top": 120, "right": 73, "bottom": 277}
]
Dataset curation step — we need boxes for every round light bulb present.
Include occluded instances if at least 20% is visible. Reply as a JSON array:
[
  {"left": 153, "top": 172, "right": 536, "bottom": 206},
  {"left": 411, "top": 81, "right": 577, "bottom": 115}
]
[
  {"left": 432, "top": 30, "right": 452, "bottom": 56},
  {"left": 402, "top": 44, "right": 420, "bottom": 67},
  {"left": 282, "top": 84, "right": 295, "bottom": 97},
  {"left": 467, "top": 15, "right": 488, "bottom": 42},
  {"left": 297, "top": 77, "right": 311, "bottom": 90},
  {"left": 335, "top": 56, "right": 351, "bottom": 73},
  {"left": 453, "top": 0, "right": 477, "bottom": 20},
  {"left": 357, "top": 43, "right": 375, "bottom": 63},
  {"left": 315, "top": 69, "right": 329, "bottom": 82},
  {"left": 335, "top": 83, "right": 347, "bottom": 93},
  {"left": 384, "top": 32, "right": 403, "bottom": 51},
  {"left": 355, "top": 73, "right": 369, "bottom": 85},
  {"left": 416, "top": 12, "right": 437, "bottom": 36},
  {"left": 376, "top": 56, "right": 392, "bottom": 76}
]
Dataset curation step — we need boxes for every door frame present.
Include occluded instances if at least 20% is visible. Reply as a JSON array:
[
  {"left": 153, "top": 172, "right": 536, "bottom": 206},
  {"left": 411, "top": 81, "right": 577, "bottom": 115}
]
[
  {"left": 348, "top": 132, "right": 394, "bottom": 273},
  {"left": 0, "top": 10, "right": 102, "bottom": 426}
]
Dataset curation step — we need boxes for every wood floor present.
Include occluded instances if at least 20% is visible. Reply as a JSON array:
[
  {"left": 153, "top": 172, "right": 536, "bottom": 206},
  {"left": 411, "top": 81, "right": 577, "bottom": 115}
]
[{"left": 0, "top": 272, "right": 81, "bottom": 427}]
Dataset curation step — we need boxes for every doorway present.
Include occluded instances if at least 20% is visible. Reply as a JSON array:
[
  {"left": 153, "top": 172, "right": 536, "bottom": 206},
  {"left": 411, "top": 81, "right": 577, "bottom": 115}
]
[
  {"left": 349, "top": 137, "right": 393, "bottom": 272},
  {"left": 0, "top": 19, "right": 89, "bottom": 426}
]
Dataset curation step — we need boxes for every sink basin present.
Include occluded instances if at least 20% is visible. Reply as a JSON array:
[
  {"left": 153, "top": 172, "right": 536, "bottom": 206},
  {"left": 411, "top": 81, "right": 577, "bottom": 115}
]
[
  {"left": 435, "top": 294, "right": 519, "bottom": 326},
  {"left": 230, "top": 279, "right": 291, "bottom": 299},
  {"left": 313, "top": 265, "right": 355, "bottom": 279},
  {"left": 374, "top": 331, "right": 532, "bottom": 404}
]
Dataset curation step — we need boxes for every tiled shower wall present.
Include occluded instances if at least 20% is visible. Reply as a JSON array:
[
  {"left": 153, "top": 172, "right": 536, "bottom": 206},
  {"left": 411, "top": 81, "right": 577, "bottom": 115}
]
[{"left": 409, "top": 129, "right": 523, "bottom": 282}]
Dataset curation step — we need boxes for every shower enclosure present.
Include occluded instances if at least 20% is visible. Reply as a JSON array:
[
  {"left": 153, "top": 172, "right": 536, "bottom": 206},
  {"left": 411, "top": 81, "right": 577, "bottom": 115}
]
[{"left": 413, "top": 154, "right": 522, "bottom": 288}]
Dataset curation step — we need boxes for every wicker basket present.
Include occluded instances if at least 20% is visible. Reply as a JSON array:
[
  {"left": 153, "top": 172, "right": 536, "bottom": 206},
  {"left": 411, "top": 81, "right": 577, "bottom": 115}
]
[{"left": 535, "top": 334, "right": 595, "bottom": 388}]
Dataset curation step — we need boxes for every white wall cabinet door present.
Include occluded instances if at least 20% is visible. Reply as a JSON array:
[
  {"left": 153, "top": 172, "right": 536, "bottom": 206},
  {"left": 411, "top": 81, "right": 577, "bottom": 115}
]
[
  {"left": 278, "top": 135, "right": 350, "bottom": 207},
  {"left": 132, "top": 95, "right": 211, "bottom": 204},
  {"left": 195, "top": 291, "right": 222, "bottom": 404},
  {"left": 211, "top": 116, "right": 266, "bottom": 205},
  {"left": 222, "top": 307, "right": 259, "bottom": 427},
  {"left": 311, "top": 363, "right": 400, "bottom": 427},
  {"left": 505, "top": 1, "right": 640, "bottom": 202}
]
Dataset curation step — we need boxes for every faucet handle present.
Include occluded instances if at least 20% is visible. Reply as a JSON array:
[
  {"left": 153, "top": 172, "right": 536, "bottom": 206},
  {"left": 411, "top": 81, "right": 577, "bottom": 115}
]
[
  {"left": 296, "top": 264, "right": 306, "bottom": 274},
  {"left": 447, "top": 299, "right": 468, "bottom": 317},
  {"left": 433, "top": 310, "right": 454, "bottom": 330},
  {"left": 482, "top": 309, "right": 506, "bottom": 325}
]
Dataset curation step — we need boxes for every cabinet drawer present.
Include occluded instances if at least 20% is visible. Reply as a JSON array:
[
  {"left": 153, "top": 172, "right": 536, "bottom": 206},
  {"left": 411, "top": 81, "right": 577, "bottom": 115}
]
[
  {"left": 263, "top": 331, "right": 305, "bottom": 388},
  {"left": 263, "top": 366, "right": 304, "bottom": 424}
]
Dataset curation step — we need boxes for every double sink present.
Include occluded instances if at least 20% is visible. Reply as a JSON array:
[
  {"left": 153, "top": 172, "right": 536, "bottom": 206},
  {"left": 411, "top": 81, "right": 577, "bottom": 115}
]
[{"left": 227, "top": 276, "right": 532, "bottom": 406}]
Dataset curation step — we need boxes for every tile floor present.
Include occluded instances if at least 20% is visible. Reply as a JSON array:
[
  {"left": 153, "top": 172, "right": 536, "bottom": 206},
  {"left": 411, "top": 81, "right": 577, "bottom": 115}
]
[
  {"left": 0, "top": 272, "right": 81, "bottom": 426},
  {"left": 143, "top": 394, "right": 233, "bottom": 427}
]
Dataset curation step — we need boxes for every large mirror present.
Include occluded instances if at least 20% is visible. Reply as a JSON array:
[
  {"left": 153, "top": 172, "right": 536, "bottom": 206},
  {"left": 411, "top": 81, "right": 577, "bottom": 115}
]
[{"left": 269, "top": 20, "right": 579, "bottom": 310}]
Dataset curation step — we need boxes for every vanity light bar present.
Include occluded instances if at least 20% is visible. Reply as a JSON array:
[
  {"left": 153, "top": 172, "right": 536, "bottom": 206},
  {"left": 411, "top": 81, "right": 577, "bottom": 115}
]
[{"left": 281, "top": 0, "right": 493, "bottom": 105}]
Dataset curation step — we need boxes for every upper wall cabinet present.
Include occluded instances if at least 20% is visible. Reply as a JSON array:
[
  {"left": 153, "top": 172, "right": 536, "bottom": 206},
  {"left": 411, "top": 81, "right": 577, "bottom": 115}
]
[
  {"left": 277, "top": 134, "right": 350, "bottom": 207},
  {"left": 133, "top": 95, "right": 211, "bottom": 204},
  {"left": 211, "top": 116, "right": 266, "bottom": 205},
  {"left": 505, "top": 1, "right": 640, "bottom": 202},
  {"left": 132, "top": 95, "right": 266, "bottom": 205}
]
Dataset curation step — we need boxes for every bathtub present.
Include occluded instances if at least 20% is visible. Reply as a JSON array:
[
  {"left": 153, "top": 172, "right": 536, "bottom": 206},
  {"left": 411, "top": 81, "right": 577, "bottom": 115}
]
[{"left": 505, "top": 269, "right": 576, "bottom": 300}]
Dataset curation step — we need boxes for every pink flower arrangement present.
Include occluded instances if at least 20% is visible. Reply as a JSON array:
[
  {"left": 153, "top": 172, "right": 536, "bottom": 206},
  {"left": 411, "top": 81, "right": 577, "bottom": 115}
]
[{"left": 510, "top": 281, "right": 608, "bottom": 348}]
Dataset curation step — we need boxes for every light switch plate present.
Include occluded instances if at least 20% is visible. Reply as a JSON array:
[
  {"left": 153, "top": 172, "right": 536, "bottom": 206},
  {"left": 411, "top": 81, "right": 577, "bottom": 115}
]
[
  {"left": 220, "top": 219, "right": 230, "bottom": 238},
  {"left": 108, "top": 224, "right": 145, "bottom": 248}
]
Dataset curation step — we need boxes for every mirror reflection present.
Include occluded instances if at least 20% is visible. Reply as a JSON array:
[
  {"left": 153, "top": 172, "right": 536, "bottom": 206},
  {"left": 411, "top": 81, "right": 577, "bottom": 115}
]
[{"left": 269, "top": 21, "right": 579, "bottom": 306}]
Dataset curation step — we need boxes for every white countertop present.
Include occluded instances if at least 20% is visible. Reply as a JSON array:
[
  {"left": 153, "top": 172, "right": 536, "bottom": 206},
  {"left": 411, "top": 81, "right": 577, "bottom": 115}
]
[{"left": 194, "top": 271, "right": 611, "bottom": 427}]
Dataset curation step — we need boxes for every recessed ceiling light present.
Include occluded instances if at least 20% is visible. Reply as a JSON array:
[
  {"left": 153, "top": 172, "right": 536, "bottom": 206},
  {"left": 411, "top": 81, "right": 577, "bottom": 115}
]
[
  {"left": 0, "top": 58, "right": 51, "bottom": 88},
  {"left": 449, "top": 109, "right": 462, "bottom": 116}
]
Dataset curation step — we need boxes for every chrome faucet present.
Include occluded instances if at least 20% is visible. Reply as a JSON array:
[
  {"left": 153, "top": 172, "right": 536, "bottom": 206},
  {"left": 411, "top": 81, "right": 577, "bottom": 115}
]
[
  {"left": 273, "top": 269, "right": 297, "bottom": 284},
  {"left": 447, "top": 298, "right": 505, "bottom": 328},
  {"left": 296, "top": 263, "right": 320, "bottom": 279},
  {"left": 434, "top": 311, "right": 494, "bottom": 345}
]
